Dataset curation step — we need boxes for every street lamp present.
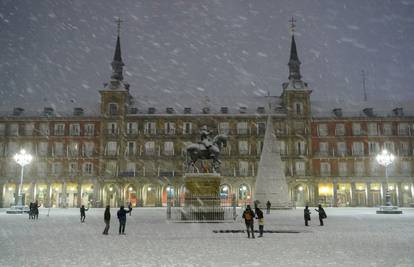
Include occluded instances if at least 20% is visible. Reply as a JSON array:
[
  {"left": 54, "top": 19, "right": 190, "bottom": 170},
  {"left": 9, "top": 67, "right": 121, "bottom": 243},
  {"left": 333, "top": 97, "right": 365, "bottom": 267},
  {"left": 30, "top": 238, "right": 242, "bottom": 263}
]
[
  {"left": 376, "top": 149, "right": 394, "bottom": 206},
  {"left": 14, "top": 149, "right": 33, "bottom": 207}
]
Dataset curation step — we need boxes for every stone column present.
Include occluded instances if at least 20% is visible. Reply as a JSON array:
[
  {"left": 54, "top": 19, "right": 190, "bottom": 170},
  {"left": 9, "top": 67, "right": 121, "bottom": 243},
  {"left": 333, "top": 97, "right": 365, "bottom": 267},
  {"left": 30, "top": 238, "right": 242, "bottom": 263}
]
[
  {"left": 309, "top": 182, "right": 319, "bottom": 206},
  {"left": 93, "top": 180, "right": 100, "bottom": 207},
  {"left": 0, "top": 183, "right": 4, "bottom": 208},
  {"left": 62, "top": 180, "right": 67, "bottom": 208},
  {"left": 45, "top": 183, "right": 51, "bottom": 208},
  {"left": 174, "top": 185, "right": 180, "bottom": 207},
  {"left": 350, "top": 182, "right": 356, "bottom": 207},
  {"left": 333, "top": 180, "right": 338, "bottom": 207},
  {"left": 137, "top": 184, "right": 144, "bottom": 207},
  {"left": 77, "top": 181, "right": 82, "bottom": 207},
  {"left": 117, "top": 185, "right": 123, "bottom": 207},
  {"left": 397, "top": 182, "right": 403, "bottom": 207},
  {"left": 155, "top": 187, "right": 162, "bottom": 207},
  {"left": 366, "top": 182, "right": 373, "bottom": 207}
]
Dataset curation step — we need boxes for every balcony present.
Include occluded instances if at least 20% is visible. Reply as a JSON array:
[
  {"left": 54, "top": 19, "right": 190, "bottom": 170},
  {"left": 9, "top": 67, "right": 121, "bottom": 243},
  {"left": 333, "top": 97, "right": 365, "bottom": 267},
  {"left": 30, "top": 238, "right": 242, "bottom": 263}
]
[
  {"left": 126, "top": 130, "right": 139, "bottom": 138},
  {"left": 104, "top": 129, "right": 118, "bottom": 137},
  {"left": 143, "top": 129, "right": 157, "bottom": 135},
  {"left": 53, "top": 130, "right": 65, "bottom": 136},
  {"left": 162, "top": 151, "right": 174, "bottom": 157},
  {"left": 119, "top": 171, "right": 137, "bottom": 177},
  {"left": 159, "top": 171, "right": 175, "bottom": 177},
  {"left": 144, "top": 149, "right": 156, "bottom": 156},
  {"left": 398, "top": 129, "right": 410, "bottom": 136},
  {"left": 398, "top": 150, "right": 411, "bottom": 157},
  {"left": 351, "top": 151, "right": 365, "bottom": 156},
  {"left": 320, "top": 171, "right": 331, "bottom": 177}
]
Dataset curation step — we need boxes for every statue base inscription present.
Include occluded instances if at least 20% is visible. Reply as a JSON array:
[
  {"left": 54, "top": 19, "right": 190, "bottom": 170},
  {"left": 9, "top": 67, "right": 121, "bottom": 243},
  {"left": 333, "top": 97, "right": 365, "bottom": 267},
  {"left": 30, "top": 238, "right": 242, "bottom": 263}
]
[
  {"left": 181, "top": 173, "right": 224, "bottom": 221},
  {"left": 185, "top": 173, "right": 221, "bottom": 199}
]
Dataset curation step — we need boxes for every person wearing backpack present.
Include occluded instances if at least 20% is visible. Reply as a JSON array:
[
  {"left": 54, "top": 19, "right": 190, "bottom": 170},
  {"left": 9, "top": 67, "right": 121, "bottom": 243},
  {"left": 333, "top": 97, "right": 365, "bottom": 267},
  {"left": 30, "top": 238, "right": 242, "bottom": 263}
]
[
  {"left": 315, "top": 204, "right": 327, "bottom": 226},
  {"left": 304, "top": 206, "right": 311, "bottom": 226},
  {"left": 242, "top": 205, "right": 255, "bottom": 238},
  {"left": 255, "top": 207, "right": 264, "bottom": 237}
]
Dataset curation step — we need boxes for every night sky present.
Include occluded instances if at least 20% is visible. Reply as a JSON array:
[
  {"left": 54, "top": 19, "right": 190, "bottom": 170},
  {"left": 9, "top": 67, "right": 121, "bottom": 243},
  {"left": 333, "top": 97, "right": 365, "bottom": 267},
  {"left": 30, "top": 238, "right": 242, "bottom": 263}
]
[{"left": 1, "top": 0, "right": 413, "bottom": 114}]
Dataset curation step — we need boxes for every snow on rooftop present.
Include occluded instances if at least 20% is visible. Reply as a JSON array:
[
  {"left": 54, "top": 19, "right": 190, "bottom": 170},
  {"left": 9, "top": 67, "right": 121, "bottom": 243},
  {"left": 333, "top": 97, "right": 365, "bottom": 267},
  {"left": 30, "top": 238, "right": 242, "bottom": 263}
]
[{"left": 311, "top": 100, "right": 414, "bottom": 118}]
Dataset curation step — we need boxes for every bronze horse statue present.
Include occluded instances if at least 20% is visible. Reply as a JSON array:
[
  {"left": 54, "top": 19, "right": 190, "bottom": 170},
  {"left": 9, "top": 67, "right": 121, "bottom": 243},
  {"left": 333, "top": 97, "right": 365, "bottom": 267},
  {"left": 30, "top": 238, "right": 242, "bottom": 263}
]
[{"left": 186, "top": 134, "right": 227, "bottom": 173}]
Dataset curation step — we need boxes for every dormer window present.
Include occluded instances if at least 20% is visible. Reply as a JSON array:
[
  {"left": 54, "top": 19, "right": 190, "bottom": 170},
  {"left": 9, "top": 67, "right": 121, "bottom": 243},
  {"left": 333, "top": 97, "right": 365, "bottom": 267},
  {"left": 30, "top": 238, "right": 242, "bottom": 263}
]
[
  {"left": 108, "top": 103, "right": 118, "bottom": 116},
  {"left": 294, "top": 102, "right": 303, "bottom": 115}
]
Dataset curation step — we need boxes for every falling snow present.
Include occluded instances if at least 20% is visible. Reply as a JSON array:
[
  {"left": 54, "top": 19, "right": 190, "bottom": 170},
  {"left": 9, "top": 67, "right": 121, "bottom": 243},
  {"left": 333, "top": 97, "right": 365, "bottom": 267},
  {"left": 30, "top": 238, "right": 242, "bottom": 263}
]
[{"left": 0, "top": 0, "right": 412, "bottom": 113}]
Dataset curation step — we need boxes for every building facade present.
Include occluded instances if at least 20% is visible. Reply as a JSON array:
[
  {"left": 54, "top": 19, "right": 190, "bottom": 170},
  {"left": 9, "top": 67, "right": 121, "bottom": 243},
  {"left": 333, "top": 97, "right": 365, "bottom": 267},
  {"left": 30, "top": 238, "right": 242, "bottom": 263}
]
[{"left": 0, "top": 30, "right": 413, "bottom": 208}]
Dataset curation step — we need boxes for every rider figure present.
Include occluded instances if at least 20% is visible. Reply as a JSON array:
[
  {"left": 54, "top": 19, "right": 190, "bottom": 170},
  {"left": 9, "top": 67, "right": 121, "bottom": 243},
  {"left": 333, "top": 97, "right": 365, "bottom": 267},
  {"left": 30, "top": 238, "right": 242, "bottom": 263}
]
[{"left": 200, "top": 125, "right": 214, "bottom": 157}]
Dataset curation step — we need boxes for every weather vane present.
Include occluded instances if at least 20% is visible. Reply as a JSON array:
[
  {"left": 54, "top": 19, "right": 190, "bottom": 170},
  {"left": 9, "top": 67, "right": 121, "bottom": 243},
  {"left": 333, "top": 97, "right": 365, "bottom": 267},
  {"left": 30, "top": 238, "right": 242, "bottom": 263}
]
[
  {"left": 289, "top": 16, "right": 296, "bottom": 34},
  {"left": 115, "top": 17, "right": 123, "bottom": 36}
]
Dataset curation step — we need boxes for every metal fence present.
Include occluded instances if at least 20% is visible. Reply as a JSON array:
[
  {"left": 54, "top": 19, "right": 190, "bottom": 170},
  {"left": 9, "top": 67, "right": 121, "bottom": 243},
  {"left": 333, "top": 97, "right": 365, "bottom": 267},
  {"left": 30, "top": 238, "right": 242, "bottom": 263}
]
[{"left": 167, "top": 194, "right": 237, "bottom": 222}]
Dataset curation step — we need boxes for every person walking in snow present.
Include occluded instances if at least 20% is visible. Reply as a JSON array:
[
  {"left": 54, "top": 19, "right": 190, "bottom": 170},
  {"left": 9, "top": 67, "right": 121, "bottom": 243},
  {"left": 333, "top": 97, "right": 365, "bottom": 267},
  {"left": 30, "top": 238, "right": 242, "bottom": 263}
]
[
  {"left": 128, "top": 202, "right": 132, "bottom": 216},
  {"left": 34, "top": 200, "right": 40, "bottom": 220},
  {"left": 266, "top": 200, "right": 271, "bottom": 214},
  {"left": 255, "top": 207, "right": 264, "bottom": 237},
  {"left": 80, "top": 205, "right": 89, "bottom": 223},
  {"left": 315, "top": 204, "right": 327, "bottom": 226},
  {"left": 29, "top": 202, "right": 34, "bottom": 220},
  {"left": 242, "top": 205, "right": 255, "bottom": 239},
  {"left": 102, "top": 205, "right": 111, "bottom": 235},
  {"left": 304, "top": 206, "right": 311, "bottom": 226},
  {"left": 117, "top": 205, "right": 132, "bottom": 235}
]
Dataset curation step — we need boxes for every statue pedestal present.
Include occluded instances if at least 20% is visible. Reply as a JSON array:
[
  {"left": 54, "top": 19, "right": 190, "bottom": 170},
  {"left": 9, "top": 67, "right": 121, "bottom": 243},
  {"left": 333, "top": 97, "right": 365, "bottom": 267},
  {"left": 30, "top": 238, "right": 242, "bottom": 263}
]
[
  {"left": 181, "top": 173, "right": 223, "bottom": 221},
  {"left": 185, "top": 173, "right": 221, "bottom": 200}
]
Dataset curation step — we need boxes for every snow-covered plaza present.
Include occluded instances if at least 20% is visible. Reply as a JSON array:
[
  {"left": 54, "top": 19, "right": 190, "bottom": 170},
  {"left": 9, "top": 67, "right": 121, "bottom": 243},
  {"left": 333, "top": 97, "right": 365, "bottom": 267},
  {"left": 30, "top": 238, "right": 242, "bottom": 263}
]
[{"left": 1, "top": 207, "right": 414, "bottom": 267}]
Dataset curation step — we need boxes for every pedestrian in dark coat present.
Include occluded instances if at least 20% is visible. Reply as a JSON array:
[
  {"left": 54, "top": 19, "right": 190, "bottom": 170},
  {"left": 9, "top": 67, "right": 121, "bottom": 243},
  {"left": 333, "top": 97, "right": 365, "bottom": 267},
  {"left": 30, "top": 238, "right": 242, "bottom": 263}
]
[
  {"left": 304, "top": 206, "right": 311, "bottom": 226},
  {"left": 128, "top": 202, "right": 132, "bottom": 216},
  {"left": 102, "top": 205, "right": 111, "bottom": 235},
  {"left": 242, "top": 205, "right": 255, "bottom": 239},
  {"left": 34, "top": 201, "right": 40, "bottom": 220},
  {"left": 266, "top": 200, "right": 271, "bottom": 214},
  {"left": 117, "top": 205, "right": 132, "bottom": 235},
  {"left": 315, "top": 204, "right": 327, "bottom": 226},
  {"left": 255, "top": 207, "right": 264, "bottom": 237},
  {"left": 80, "top": 205, "right": 89, "bottom": 222},
  {"left": 29, "top": 202, "right": 34, "bottom": 220}
]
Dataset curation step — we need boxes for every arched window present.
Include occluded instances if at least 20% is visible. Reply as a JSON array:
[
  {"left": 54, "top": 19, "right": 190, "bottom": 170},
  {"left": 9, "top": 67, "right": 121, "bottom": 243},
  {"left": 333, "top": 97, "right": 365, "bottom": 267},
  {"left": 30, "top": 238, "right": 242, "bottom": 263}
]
[
  {"left": 220, "top": 184, "right": 230, "bottom": 199},
  {"left": 238, "top": 184, "right": 250, "bottom": 200},
  {"left": 166, "top": 185, "right": 175, "bottom": 198}
]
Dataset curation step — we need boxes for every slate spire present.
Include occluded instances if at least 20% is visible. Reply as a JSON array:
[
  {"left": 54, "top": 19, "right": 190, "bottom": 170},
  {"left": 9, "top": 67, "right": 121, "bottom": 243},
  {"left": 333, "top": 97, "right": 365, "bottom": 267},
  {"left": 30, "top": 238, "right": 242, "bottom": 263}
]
[
  {"left": 111, "top": 18, "right": 124, "bottom": 81},
  {"left": 288, "top": 17, "right": 301, "bottom": 81}
]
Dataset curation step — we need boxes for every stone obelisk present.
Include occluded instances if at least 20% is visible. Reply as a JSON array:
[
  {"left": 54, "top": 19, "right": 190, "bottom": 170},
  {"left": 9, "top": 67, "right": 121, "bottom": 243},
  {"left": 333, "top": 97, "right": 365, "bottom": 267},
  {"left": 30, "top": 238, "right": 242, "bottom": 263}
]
[{"left": 254, "top": 115, "right": 291, "bottom": 209}]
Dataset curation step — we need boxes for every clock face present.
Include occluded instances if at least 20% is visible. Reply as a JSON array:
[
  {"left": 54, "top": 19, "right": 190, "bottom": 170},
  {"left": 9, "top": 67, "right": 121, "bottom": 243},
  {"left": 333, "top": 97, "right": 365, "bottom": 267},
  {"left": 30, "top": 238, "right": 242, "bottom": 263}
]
[{"left": 294, "top": 81, "right": 302, "bottom": 89}]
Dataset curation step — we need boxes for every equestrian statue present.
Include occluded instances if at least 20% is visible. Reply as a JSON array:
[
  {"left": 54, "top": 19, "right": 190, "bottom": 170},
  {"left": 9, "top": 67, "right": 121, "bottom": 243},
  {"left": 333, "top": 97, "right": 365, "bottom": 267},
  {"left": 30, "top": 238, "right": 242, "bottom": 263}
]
[{"left": 186, "top": 125, "right": 227, "bottom": 173}]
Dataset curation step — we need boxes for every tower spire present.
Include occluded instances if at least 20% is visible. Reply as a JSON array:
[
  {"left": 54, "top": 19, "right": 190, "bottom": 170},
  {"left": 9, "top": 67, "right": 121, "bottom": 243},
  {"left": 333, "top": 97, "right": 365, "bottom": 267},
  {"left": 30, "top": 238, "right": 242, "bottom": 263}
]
[
  {"left": 288, "top": 17, "right": 301, "bottom": 81},
  {"left": 111, "top": 18, "right": 124, "bottom": 81}
]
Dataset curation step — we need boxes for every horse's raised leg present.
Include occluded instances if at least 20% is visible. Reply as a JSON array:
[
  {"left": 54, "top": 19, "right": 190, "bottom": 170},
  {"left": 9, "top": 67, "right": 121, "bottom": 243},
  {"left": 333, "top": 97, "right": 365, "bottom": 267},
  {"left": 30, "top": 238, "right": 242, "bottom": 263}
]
[
  {"left": 190, "top": 160, "right": 199, "bottom": 173},
  {"left": 212, "top": 158, "right": 219, "bottom": 173}
]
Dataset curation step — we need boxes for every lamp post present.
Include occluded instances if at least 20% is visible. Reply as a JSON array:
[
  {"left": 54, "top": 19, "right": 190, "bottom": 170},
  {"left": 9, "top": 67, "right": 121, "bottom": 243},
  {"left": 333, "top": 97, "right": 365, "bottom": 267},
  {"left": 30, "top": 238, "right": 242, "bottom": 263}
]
[
  {"left": 376, "top": 149, "right": 395, "bottom": 206},
  {"left": 14, "top": 149, "right": 33, "bottom": 207}
]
